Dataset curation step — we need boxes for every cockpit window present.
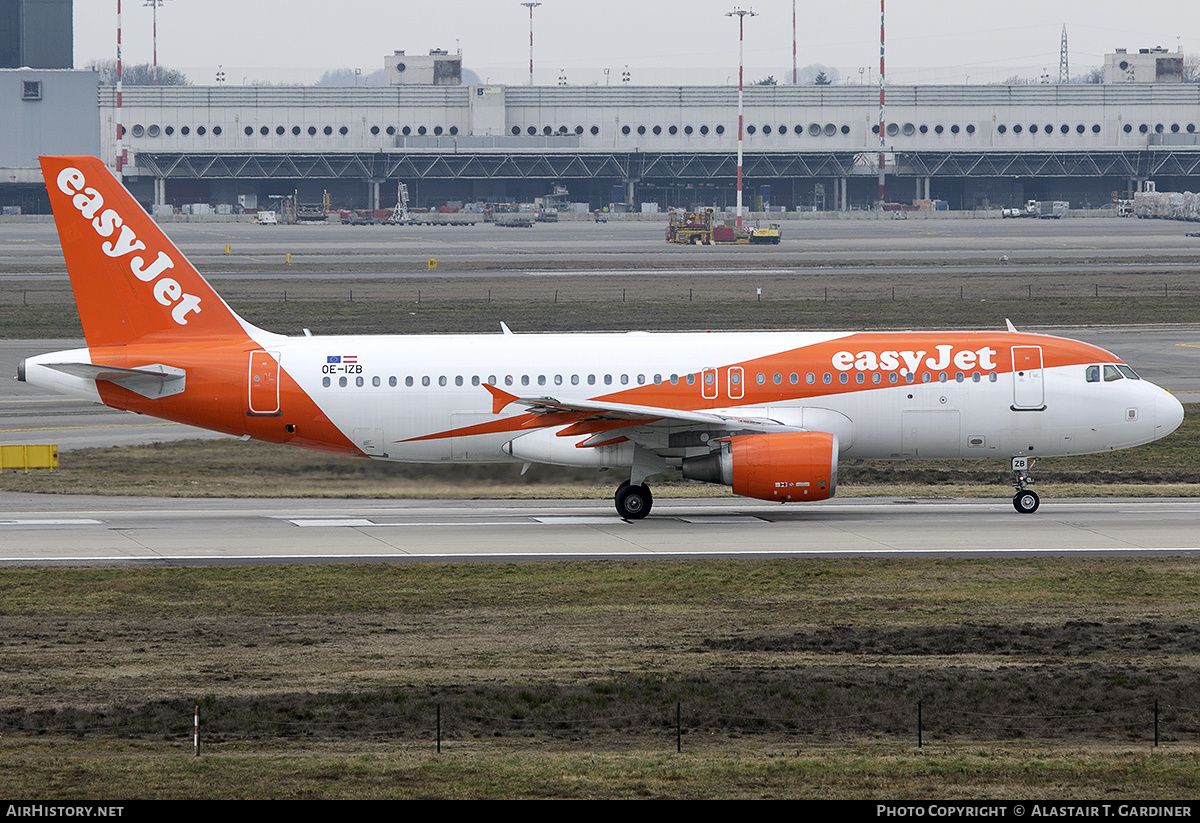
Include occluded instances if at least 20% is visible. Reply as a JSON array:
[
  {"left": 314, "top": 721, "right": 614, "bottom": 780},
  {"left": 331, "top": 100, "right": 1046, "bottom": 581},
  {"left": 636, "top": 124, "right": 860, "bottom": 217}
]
[
  {"left": 1116, "top": 365, "right": 1141, "bottom": 380},
  {"left": 1103, "top": 365, "right": 1124, "bottom": 382},
  {"left": 1085, "top": 365, "right": 1100, "bottom": 383}
]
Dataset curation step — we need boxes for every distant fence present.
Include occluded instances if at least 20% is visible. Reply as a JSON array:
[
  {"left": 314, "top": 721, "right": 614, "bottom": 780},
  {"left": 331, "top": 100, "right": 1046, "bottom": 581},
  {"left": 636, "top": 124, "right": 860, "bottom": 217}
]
[
  {"left": 2, "top": 697, "right": 1198, "bottom": 751},
  {"left": 7, "top": 281, "right": 1200, "bottom": 307}
]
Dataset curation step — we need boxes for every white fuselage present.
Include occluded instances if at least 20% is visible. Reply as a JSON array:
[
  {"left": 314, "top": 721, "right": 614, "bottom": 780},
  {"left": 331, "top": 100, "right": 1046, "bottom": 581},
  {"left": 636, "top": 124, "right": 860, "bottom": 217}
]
[{"left": 24, "top": 329, "right": 1175, "bottom": 470}]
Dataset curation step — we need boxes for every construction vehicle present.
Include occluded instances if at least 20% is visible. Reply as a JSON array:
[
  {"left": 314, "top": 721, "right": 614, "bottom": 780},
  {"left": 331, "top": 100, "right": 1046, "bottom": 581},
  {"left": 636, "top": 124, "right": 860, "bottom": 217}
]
[
  {"left": 666, "top": 208, "right": 716, "bottom": 244},
  {"left": 666, "top": 208, "right": 782, "bottom": 245}
]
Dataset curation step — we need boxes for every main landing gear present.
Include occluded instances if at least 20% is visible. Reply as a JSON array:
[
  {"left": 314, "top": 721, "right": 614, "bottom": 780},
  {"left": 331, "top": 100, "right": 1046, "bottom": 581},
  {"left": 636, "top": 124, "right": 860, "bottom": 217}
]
[
  {"left": 1010, "top": 456, "right": 1039, "bottom": 514},
  {"left": 614, "top": 480, "right": 653, "bottom": 520}
]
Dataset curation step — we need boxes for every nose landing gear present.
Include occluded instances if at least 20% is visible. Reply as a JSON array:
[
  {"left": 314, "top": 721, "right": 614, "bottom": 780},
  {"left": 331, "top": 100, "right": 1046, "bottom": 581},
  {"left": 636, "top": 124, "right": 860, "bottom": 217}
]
[{"left": 1011, "top": 456, "right": 1039, "bottom": 514}]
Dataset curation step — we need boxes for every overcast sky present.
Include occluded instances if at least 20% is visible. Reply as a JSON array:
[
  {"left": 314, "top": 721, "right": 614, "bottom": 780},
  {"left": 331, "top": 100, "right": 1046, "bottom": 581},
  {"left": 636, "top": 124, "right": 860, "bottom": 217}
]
[{"left": 73, "top": 1, "right": 1198, "bottom": 87}]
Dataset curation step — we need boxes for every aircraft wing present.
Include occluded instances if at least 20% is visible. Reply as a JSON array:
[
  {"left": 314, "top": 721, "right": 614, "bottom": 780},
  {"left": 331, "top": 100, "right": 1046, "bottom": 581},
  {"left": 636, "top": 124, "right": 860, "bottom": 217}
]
[{"left": 484, "top": 384, "right": 801, "bottom": 434}]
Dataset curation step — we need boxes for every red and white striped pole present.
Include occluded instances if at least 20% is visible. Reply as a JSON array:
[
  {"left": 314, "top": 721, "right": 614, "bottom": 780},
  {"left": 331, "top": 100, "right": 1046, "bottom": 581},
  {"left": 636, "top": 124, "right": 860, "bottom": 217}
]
[
  {"left": 877, "top": 0, "right": 886, "bottom": 208},
  {"left": 727, "top": 7, "right": 756, "bottom": 230},
  {"left": 115, "top": 0, "right": 124, "bottom": 175},
  {"left": 521, "top": 2, "right": 541, "bottom": 87}
]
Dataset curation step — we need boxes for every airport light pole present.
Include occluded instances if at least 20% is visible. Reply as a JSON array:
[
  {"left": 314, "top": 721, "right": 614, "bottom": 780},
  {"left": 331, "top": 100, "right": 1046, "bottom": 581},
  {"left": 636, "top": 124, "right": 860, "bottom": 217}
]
[
  {"left": 521, "top": 2, "right": 541, "bottom": 87},
  {"left": 727, "top": 7, "right": 756, "bottom": 230},
  {"left": 792, "top": 0, "right": 797, "bottom": 85},
  {"left": 144, "top": 0, "right": 169, "bottom": 86}
]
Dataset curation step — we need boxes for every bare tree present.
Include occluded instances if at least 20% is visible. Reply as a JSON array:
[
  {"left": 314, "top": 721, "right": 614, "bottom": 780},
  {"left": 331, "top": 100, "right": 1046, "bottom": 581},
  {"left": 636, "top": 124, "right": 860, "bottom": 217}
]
[
  {"left": 87, "top": 59, "right": 190, "bottom": 86},
  {"left": 1184, "top": 53, "right": 1200, "bottom": 83}
]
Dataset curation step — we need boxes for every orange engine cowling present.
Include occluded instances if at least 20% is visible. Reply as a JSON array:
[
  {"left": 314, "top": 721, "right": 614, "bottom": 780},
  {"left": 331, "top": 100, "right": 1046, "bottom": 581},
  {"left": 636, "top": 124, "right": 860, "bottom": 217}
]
[{"left": 683, "top": 431, "right": 839, "bottom": 503}]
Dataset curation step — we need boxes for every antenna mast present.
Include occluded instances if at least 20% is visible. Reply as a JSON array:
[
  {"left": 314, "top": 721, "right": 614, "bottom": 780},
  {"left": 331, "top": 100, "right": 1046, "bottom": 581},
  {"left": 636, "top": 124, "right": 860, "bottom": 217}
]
[{"left": 1059, "top": 24, "right": 1069, "bottom": 84}]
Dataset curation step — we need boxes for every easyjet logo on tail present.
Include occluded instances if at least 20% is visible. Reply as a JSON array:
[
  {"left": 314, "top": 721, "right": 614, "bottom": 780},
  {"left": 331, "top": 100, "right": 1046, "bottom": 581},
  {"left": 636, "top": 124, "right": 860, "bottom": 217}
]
[{"left": 55, "top": 167, "right": 202, "bottom": 325}]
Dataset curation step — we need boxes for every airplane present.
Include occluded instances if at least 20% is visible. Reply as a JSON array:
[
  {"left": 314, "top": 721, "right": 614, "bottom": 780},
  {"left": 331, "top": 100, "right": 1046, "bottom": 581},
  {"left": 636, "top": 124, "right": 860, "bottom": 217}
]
[{"left": 17, "top": 156, "right": 1185, "bottom": 519}]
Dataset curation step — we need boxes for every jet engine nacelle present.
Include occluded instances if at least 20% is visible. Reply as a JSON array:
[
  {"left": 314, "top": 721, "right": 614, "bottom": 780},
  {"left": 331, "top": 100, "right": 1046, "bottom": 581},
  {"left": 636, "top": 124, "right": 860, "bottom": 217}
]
[{"left": 682, "top": 431, "right": 839, "bottom": 503}]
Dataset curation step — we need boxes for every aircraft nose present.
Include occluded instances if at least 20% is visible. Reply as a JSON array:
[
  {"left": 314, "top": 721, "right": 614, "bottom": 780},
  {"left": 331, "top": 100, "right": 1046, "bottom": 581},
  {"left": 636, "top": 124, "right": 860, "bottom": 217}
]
[{"left": 1156, "top": 390, "right": 1185, "bottom": 438}]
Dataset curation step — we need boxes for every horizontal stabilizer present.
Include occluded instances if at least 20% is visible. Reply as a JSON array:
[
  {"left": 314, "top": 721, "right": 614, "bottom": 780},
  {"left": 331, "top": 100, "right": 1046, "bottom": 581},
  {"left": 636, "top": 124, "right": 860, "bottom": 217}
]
[{"left": 45, "top": 362, "right": 186, "bottom": 400}]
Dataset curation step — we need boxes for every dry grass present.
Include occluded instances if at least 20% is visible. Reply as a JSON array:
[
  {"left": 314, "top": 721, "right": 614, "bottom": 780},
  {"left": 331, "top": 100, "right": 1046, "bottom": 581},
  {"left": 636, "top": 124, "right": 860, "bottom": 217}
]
[
  {"left": 3, "top": 738, "right": 1200, "bottom": 799},
  {"left": 6, "top": 268, "right": 1200, "bottom": 337},
  {"left": 3, "top": 558, "right": 1200, "bottom": 797}
]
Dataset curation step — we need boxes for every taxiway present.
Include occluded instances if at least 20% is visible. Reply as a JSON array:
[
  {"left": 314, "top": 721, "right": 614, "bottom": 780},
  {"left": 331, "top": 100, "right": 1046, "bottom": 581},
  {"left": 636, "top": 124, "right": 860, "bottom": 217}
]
[{"left": 1, "top": 494, "right": 1198, "bottom": 566}]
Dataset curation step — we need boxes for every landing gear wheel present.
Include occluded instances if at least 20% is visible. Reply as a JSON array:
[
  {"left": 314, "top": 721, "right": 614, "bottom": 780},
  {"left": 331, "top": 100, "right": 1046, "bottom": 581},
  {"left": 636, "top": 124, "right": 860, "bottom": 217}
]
[
  {"left": 1013, "top": 490, "right": 1040, "bottom": 514},
  {"left": 615, "top": 483, "right": 652, "bottom": 520}
]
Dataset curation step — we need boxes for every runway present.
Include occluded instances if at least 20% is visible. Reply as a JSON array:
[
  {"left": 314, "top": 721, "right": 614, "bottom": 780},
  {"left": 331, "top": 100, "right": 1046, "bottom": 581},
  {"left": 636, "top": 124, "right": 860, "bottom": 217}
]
[{"left": 1, "top": 494, "right": 1198, "bottom": 566}]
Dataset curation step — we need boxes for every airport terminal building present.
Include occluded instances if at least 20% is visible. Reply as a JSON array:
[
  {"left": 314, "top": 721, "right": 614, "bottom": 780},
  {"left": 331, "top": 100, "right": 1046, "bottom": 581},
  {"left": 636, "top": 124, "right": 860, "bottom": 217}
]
[{"left": 3, "top": 49, "right": 1200, "bottom": 214}]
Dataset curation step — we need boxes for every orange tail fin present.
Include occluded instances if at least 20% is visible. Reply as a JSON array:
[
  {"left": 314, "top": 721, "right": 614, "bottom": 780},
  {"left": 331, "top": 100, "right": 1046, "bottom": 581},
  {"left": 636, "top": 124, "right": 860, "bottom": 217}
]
[{"left": 40, "top": 156, "right": 253, "bottom": 348}]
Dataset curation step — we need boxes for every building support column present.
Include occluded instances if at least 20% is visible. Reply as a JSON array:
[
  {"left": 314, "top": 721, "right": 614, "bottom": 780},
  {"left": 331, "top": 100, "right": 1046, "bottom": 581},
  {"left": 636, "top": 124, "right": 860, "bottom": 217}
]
[
  {"left": 154, "top": 177, "right": 166, "bottom": 211},
  {"left": 368, "top": 179, "right": 381, "bottom": 210},
  {"left": 840, "top": 177, "right": 849, "bottom": 212},
  {"left": 924, "top": 176, "right": 931, "bottom": 200}
]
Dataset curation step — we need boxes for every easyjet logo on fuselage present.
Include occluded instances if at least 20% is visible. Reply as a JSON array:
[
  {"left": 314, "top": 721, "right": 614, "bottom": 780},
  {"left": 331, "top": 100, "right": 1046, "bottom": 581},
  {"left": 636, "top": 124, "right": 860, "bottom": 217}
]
[
  {"left": 831, "top": 344, "right": 999, "bottom": 375},
  {"left": 56, "top": 167, "right": 202, "bottom": 325}
]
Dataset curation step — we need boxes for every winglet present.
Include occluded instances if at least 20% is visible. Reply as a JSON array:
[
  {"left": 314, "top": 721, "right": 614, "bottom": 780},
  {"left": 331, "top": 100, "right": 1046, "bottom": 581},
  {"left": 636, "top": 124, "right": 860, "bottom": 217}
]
[
  {"left": 483, "top": 383, "right": 518, "bottom": 414},
  {"left": 500, "top": 322, "right": 514, "bottom": 335},
  {"left": 1005, "top": 318, "right": 1018, "bottom": 333}
]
